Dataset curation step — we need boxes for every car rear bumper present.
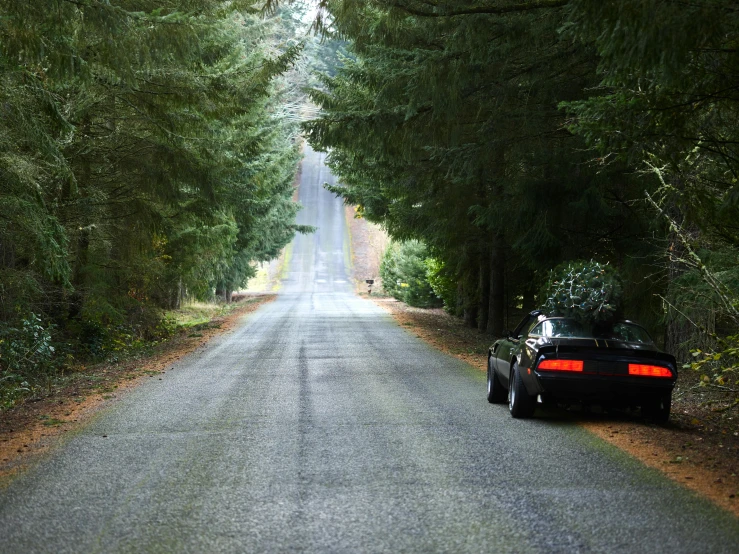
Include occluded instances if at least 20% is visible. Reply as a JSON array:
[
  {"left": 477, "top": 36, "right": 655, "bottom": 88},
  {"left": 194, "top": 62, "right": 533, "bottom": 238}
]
[{"left": 534, "top": 372, "right": 675, "bottom": 404}]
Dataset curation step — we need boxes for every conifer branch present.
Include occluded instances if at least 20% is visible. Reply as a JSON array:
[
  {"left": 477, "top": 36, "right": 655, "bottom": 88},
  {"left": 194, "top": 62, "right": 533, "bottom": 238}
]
[
  {"left": 386, "top": 0, "right": 570, "bottom": 18},
  {"left": 644, "top": 170, "right": 739, "bottom": 325}
]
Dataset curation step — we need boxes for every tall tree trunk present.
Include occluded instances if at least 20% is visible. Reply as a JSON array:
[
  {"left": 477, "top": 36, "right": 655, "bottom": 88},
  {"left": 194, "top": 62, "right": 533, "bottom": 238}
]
[
  {"left": 69, "top": 115, "right": 92, "bottom": 319},
  {"left": 478, "top": 248, "right": 491, "bottom": 333},
  {"left": 462, "top": 271, "right": 478, "bottom": 328},
  {"left": 464, "top": 304, "right": 478, "bottom": 328},
  {"left": 454, "top": 281, "right": 464, "bottom": 317},
  {"left": 484, "top": 145, "right": 507, "bottom": 336},
  {"left": 176, "top": 278, "right": 183, "bottom": 310},
  {"left": 487, "top": 236, "right": 505, "bottom": 336}
]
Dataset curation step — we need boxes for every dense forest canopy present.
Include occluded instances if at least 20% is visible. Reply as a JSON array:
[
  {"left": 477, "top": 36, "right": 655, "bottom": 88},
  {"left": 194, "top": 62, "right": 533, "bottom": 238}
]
[
  {"left": 302, "top": 0, "right": 739, "bottom": 383},
  {"left": 0, "top": 1, "right": 312, "bottom": 406}
]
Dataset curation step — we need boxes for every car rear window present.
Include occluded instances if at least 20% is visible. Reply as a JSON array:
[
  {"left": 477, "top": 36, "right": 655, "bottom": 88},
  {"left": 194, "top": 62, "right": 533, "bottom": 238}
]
[
  {"left": 534, "top": 318, "right": 655, "bottom": 345},
  {"left": 544, "top": 319, "right": 589, "bottom": 338},
  {"left": 597, "top": 322, "right": 654, "bottom": 344}
]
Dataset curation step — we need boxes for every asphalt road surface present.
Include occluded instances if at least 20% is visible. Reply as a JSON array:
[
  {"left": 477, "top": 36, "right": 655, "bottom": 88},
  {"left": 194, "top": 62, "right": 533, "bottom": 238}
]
[{"left": 1, "top": 146, "right": 738, "bottom": 553}]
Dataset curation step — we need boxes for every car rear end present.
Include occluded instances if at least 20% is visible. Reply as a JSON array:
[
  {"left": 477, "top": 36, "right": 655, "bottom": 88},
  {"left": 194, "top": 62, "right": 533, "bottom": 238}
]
[{"left": 530, "top": 342, "right": 677, "bottom": 408}]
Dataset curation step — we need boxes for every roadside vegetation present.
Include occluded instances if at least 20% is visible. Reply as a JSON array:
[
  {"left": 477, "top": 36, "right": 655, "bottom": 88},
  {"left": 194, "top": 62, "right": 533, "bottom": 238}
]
[
  {"left": 379, "top": 241, "right": 442, "bottom": 309},
  {"left": 303, "top": 0, "right": 739, "bottom": 413}
]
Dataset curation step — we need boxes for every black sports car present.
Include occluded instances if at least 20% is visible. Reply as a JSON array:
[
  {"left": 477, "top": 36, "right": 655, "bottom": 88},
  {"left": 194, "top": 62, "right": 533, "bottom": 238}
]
[{"left": 487, "top": 311, "right": 677, "bottom": 421}]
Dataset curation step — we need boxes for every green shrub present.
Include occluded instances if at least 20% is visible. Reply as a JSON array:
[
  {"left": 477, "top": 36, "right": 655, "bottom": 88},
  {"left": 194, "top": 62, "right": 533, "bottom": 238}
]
[
  {"left": 425, "top": 257, "right": 457, "bottom": 313},
  {"left": 380, "top": 240, "right": 442, "bottom": 308},
  {"left": 0, "top": 312, "right": 58, "bottom": 408},
  {"left": 379, "top": 242, "right": 401, "bottom": 299},
  {"left": 0, "top": 313, "right": 56, "bottom": 374},
  {"left": 688, "top": 335, "right": 738, "bottom": 390}
]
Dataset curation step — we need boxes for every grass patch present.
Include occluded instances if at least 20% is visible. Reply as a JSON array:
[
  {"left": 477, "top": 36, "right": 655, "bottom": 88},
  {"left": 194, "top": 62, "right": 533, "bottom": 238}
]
[
  {"left": 39, "top": 415, "right": 65, "bottom": 426},
  {"left": 168, "top": 301, "right": 235, "bottom": 330}
]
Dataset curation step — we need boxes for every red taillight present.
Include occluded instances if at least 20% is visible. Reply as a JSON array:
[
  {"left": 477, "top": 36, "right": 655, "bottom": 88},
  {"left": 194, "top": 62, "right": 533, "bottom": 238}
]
[
  {"left": 537, "top": 359, "right": 583, "bottom": 372},
  {"left": 628, "top": 364, "right": 673, "bottom": 378}
]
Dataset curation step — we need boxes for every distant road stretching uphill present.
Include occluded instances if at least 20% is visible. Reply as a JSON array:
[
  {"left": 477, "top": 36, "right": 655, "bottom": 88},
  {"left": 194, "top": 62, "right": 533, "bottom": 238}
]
[{"left": 0, "top": 145, "right": 737, "bottom": 553}]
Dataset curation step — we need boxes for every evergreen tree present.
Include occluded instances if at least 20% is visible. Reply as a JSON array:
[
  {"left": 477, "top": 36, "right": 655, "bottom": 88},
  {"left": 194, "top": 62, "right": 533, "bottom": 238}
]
[
  {"left": 380, "top": 240, "right": 441, "bottom": 308},
  {"left": 0, "top": 1, "right": 308, "bottom": 387},
  {"left": 563, "top": 0, "right": 739, "bottom": 352},
  {"left": 304, "top": 0, "right": 654, "bottom": 335}
]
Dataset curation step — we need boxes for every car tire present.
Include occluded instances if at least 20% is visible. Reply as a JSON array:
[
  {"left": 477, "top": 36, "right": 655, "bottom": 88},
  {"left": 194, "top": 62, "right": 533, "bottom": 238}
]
[
  {"left": 508, "top": 361, "right": 536, "bottom": 418},
  {"left": 642, "top": 392, "right": 671, "bottom": 423},
  {"left": 487, "top": 356, "right": 506, "bottom": 404}
]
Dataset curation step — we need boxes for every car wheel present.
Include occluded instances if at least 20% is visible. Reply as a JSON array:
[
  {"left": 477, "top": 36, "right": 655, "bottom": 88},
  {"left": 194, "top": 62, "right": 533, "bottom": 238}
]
[
  {"left": 508, "top": 361, "right": 536, "bottom": 418},
  {"left": 642, "top": 392, "right": 671, "bottom": 423},
  {"left": 487, "top": 356, "right": 506, "bottom": 404}
]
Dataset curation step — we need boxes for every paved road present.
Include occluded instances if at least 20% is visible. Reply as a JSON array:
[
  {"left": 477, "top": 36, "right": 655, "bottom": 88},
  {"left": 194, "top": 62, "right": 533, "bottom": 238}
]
[{"left": 1, "top": 146, "right": 738, "bottom": 553}]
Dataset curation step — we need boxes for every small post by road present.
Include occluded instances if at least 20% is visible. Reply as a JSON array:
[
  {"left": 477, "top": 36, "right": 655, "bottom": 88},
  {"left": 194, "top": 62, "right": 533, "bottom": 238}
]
[{"left": 365, "top": 279, "right": 374, "bottom": 295}]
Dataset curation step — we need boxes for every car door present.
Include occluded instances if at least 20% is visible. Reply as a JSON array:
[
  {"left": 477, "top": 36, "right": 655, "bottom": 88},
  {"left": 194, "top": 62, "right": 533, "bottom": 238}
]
[
  {"left": 495, "top": 312, "right": 539, "bottom": 385},
  {"left": 494, "top": 336, "right": 516, "bottom": 386}
]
